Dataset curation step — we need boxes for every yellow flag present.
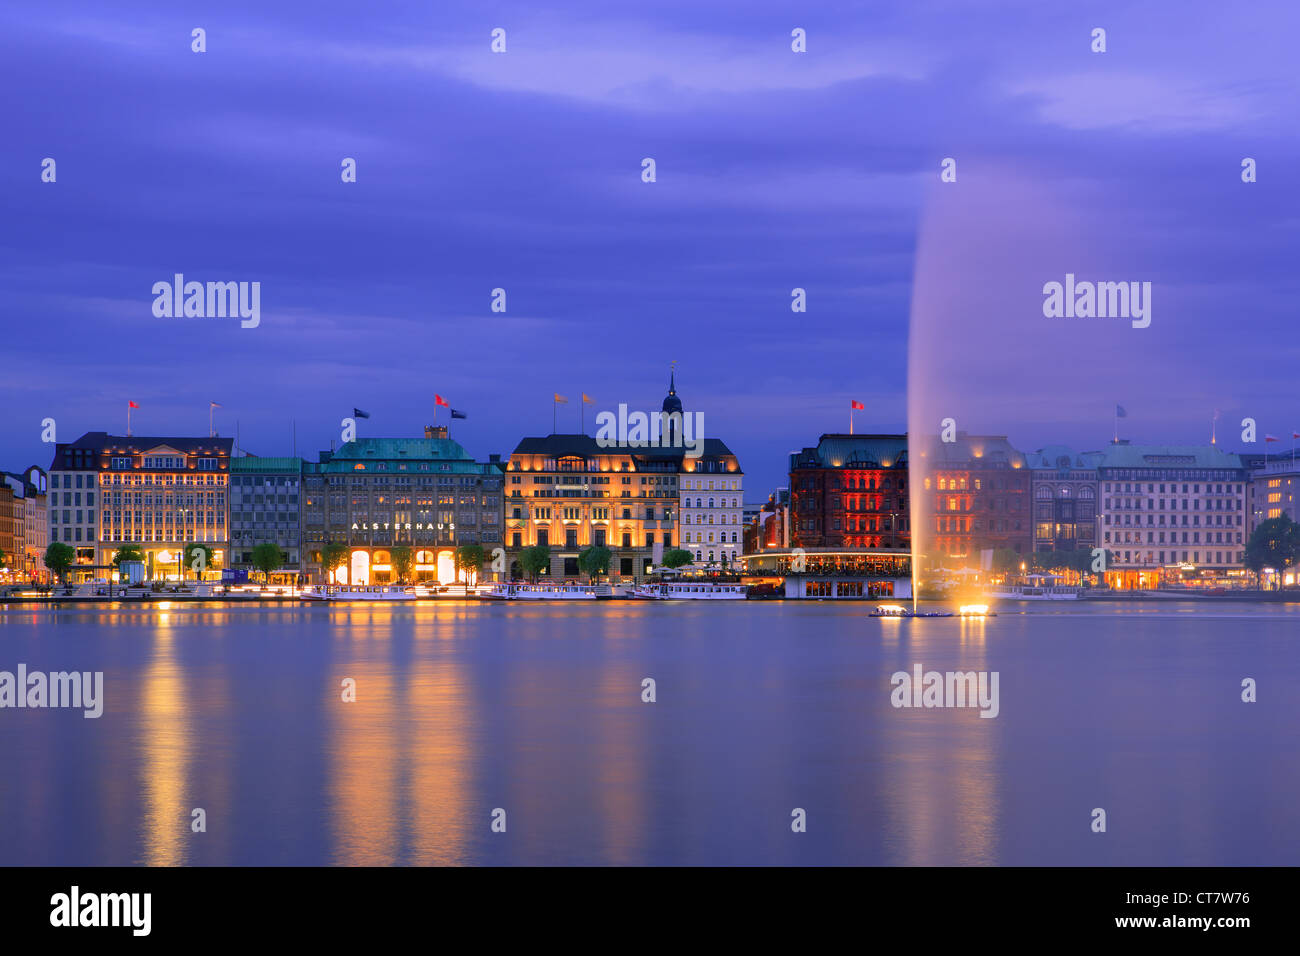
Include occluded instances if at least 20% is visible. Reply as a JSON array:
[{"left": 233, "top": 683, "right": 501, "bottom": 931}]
[{"left": 582, "top": 393, "right": 594, "bottom": 404}]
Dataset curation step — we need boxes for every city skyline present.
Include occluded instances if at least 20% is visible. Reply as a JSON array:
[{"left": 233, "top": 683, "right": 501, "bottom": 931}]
[{"left": 4, "top": 1, "right": 1298, "bottom": 498}]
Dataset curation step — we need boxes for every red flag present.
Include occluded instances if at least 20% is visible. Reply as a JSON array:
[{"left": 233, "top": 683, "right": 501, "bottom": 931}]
[
  {"left": 1265, "top": 434, "right": 1280, "bottom": 443},
  {"left": 850, "top": 400, "right": 864, "bottom": 410},
  {"left": 435, "top": 395, "right": 449, "bottom": 407},
  {"left": 1291, "top": 432, "right": 1299, "bottom": 440},
  {"left": 128, "top": 401, "right": 139, "bottom": 409}
]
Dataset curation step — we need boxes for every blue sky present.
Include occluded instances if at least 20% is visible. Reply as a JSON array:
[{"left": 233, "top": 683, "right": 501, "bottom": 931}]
[{"left": 2, "top": 0, "right": 1297, "bottom": 494}]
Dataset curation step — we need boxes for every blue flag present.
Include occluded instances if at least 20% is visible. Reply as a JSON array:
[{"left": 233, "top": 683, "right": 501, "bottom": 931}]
[
  {"left": 353, "top": 408, "right": 371, "bottom": 420},
  {"left": 451, "top": 409, "right": 467, "bottom": 420},
  {"left": 1115, "top": 405, "right": 1127, "bottom": 418}
]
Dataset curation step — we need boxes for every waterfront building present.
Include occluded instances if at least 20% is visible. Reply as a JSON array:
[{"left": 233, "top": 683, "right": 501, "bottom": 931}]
[
  {"left": 1096, "top": 441, "right": 1248, "bottom": 587},
  {"left": 745, "top": 487, "right": 790, "bottom": 553},
  {"left": 788, "top": 434, "right": 910, "bottom": 550},
  {"left": 503, "top": 434, "right": 678, "bottom": 582},
  {"left": 3, "top": 467, "right": 49, "bottom": 583},
  {"left": 72, "top": 433, "right": 234, "bottom": 579},
  {"left": 1026, "top": 446, "right": 1102, "bottom": 555},
  {"left": 678, "top": 439, "right": 743, "bottom": 567},
  {"left": 301, "top": 426, "right": 503, "bottom": 585},
  {"left": 915, "top": 433, "right": 1031, "bottom": 566},
  {"left": 229, "top": 456, "right": 305, "bottom": 584},
  {"left": 48, "top": 434, "right": 109, "bottom": 579},
  {"left": 743, "top": 547, "right": 911, "bottom": 599},
  {"left": 0, "top": 480, "right": 18, "bottom": 582}
]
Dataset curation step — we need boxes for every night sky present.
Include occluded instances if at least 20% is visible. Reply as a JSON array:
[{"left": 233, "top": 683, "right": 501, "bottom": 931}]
[{"left": 3, "top": 1, "right": 1297, "bottom": 495}]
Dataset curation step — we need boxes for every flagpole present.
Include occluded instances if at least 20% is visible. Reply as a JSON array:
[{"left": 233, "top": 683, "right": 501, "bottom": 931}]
[
  {"left": 553, "top": 397, "right": 557, "bottom": 434},
  {"left": 127, "top": 402, "right": 132, "bottom": 437}
]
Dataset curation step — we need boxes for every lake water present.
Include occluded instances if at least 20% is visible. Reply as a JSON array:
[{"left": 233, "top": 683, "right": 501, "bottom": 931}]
[{"left": 0, "top": 600, "right": 1296, "bottom": 866}]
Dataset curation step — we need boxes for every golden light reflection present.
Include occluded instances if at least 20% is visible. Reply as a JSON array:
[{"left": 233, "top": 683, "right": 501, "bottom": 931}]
[
  {"left": 139, "top": 616, "right": 192, "bottom": 866},
  {"left": 329, "top": 615, "right": 399, "bottom": 864}
]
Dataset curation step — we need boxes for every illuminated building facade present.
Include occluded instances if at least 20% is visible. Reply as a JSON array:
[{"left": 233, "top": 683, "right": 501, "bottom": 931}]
[
  {"left": 743, "top": 548, "right": 911, "bottom": 599},
  {"left": 0, "top": 480, "right": 18, "bottom": 582},
  {"left": 1097, "top": 442, "right": 1248, "bottom": 584},
  {"left": 301, "top": 427, "right": 504, "bottom": 585},
  {"left": 679, "top": 438, "right": 743, "bottom": 566},
  {"left": 788, "top": 434, "right": 910, "bottom": 550},
  {"left": 91, "top": 434, "right": 232, "bottom": 578},
  {"left": 918, "top": 433, "right": 1031, "bottom": 565},
  {"left": 44, "top": 433, "right": 233, "bottom": 580},
  {"left": 1026, "top": 446, "right": 1101, "bottom": 555},
  {"left": 2, "top": 467, "right": 49, "bottom": 583},
  {"left": 503, "top": 434, "right": 678, "bottom": 582}
]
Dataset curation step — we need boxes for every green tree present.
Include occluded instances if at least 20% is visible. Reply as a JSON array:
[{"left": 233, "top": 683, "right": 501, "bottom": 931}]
[
  {"left": 320, "top": 542, "right": 350, "bottom": 583},
  {"left": 182, "top": 543, "right": 215, "bottom": 580},
  {"left": 662, "top": 548, "right": 693, "bottom": 569},
  {"left": 389, "top": 545, "right": 414, "bottom": 584},
  {"left": 251, "top": 542, "right": 285, "bottom": 582},
  {"left": 44, "top": 542, "right": 75, "bottom": 583},
  {"left": 1244, "top": 516, "right": 1300, "bottom": 588},
  {"left": 112, "top": 544, "right": 144, "bottom": 568},
  {"left": 578, "top": 545, "right": 611, "bottom": 582},
  {"left": 455, "top": 544, "right": 487, "bottom": 585},
  {"left": 0, "top": 547, "right": 6, "bottom": 570},
  {"left": 518, "top": 544, "right": 551, "bottom": 583}
]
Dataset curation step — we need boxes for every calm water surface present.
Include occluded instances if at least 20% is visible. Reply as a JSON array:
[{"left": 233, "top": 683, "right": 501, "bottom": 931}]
[{"left": 1, "top": 600, "right": 1296, "bottom": 865}]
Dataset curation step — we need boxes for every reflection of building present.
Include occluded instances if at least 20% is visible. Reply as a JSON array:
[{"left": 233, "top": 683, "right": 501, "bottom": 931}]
[
  {"left": 1097, "top": 442, "right": 1248, "bottom": 584},
  {"left": 229, "top": 456, "right": 304, "bottom": 583},
  {"left": 51, "top": 432, "right": 232, "bottom": 580},
  {"left": 743, "top": 548, "right": 911, "bottom": 599},
  {"left": 917, "top": 433, "right": 1030, "bottom": 565},
  {"left": 789, "top": 434, "right": 909, "bottom": 550},
  {"left": 1026, "top": 446, "right": 1101, "bottom": 555},
  {"left": 302, "top": 427, "right": 504, "bottom": 584},
  {"left": 47, "top": 437, "right": 102, "bottom": 579}
]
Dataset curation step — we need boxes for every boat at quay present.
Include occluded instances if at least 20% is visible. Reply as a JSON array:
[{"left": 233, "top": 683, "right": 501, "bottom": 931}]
[
  {"left": 480, "top": 583, "right": 614, "bottom": 600},
  {"left": 300, "top": 585, "right": 418, "bottom": 602},
  {"left": 628, "top": 581, "right": 748, "bottom": 600}
]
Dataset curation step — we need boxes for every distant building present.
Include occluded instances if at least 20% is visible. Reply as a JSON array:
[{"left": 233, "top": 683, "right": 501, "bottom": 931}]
[
  {"left": 229, "top": 456, "right": 304, "bottom": 583},
  {"left": 1096, "top": 442, "right": 1248, "bottom": 585},
  {"left": 1242, "top": 451, "right": 1300, "bottom": 534},
  {"left": 788, "top": 434, "right": 910, "bottom": 550},
  {"left": 301, "top": 427, "right": 504, "bottom": 585},
  {"left": 4, "top": 467, "right": 49, "bottom": 583},
  {"left": 916, "top": 433, "right": 1031, "bottom": 566},
  {"left": 1026, "top": 446, "right": 1102, "bottom": 555},
  {"left": 0, "top": 479, "right": 19, "bottom": 582},
  {"left": 744, "top": 488, "right": 789, "bottom": 555}
]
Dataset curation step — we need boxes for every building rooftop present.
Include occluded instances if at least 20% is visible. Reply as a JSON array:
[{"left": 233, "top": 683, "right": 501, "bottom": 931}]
[
  {"left": 1096, "top": 443, "right": 1245, "bottom": 471},
  {"left": 231, "top": 456, "right": 305, "bottom": 473},
  {"left": 790, "top": 434, "right": 908, "bottom": 471}
]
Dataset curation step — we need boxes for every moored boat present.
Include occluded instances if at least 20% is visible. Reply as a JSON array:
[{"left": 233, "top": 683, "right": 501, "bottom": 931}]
[
  {"left": 480, "top": 583, "right": 613, "bottom": 600},
  {"left": 628, "top": 581, "right": 748, "bottom": 600},
  {"left": 301, "top": 584, "right": 417, "bottom": 602}
]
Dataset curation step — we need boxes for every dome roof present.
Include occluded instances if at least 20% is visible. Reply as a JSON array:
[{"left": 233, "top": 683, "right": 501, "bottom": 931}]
[{"left": 661, "top": 370, "right": 683, "bottom": 415}]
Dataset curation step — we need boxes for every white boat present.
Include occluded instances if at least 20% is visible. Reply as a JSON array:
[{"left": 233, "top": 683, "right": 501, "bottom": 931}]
[
  {"left": 629, "top": 581, "right": 748, "bottom": 600},
  {"left": 986, "top": 584, "right": 1082, "bottom": 601},
  {"left": 481, "top": 583, "right": 613, "bottom": 600},
  {"left": 301, "top": 584, "right": 417, "bottom": 602}
]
